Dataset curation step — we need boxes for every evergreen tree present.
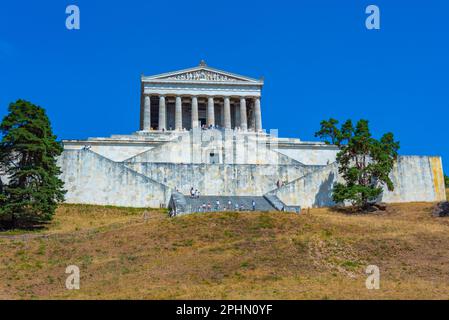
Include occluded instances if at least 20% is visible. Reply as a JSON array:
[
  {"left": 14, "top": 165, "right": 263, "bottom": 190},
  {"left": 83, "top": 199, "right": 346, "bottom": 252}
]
[
  {"left": 445, "top": 174, "right": 449, "bottom": 188},
  {"left": 0, "top": 100, "right": 65, "bottom": 226},
  {"left": 315, "top": 118, "right": 400, "bottom": 210},
  {"left": 0, "top": 175, "right": 5, "bottom": 205}
]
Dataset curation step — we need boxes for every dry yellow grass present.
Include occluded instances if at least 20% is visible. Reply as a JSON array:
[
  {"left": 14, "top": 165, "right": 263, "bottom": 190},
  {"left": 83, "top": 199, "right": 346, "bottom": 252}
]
[{"left": 1, "top": 202, "right": 449, "bottom": 300}]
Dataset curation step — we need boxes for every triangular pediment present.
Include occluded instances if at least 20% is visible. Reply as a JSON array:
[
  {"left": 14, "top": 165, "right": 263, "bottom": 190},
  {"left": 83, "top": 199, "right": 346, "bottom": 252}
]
[
  {"left": 143, "top": 63, "right": 262, "bottom": 84},
  {"left": 158, "top": 69, "right": 245, "bottom": 82}
]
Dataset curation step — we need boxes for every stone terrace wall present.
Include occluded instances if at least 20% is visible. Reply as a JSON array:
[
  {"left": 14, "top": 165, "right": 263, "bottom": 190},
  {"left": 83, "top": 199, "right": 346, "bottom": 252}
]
[
  {"left": 275, "top": 156, "right": 446, "bottom": 208},
  {"left": 274, "top": 163, "right": 340, "bottom": 208},
  {"left": 63, "top": 142, "right": 154, "bottom": 162},
  {"left": 125, "top": 162, "right": 322, "bottom": 196},
  {"left": 57, "top": 148, "right": 445, "bottom": 209},
  {"left": 381, "top": 156, "right": 446, "bottom": 203},
  {"left": 58, "top": 150, "right": 171, "bottom": 208},
  {"left": 125, "top": 131, "right": 300, "bottom": 165},
  {"left": 274, "top": 147, "right": 339, "bottom": 166}
]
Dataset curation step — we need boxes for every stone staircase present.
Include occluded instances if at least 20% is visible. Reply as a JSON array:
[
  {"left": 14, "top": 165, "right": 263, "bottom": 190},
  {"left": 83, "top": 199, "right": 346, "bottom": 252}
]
[
  {"left": 264, "top": 193, "right": 302, "bottom": 213},
  {"left": 263, "top": 193, "right": 286, "bottom": 211},
  {"left": 169, "top": 194, "right": 277, "bottom": 216}
]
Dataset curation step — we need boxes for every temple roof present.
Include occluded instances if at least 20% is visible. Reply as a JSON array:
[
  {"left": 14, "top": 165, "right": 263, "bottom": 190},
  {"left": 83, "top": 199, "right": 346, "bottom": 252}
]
[{"left": 141, "top": 61, "right": 263, "bottom": 85}]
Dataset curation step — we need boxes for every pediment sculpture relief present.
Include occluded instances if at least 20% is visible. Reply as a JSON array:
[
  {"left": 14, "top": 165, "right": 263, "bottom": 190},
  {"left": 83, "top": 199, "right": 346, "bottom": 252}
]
[{"left": 163, "top": 70, "right": 240, "bottom": 82}]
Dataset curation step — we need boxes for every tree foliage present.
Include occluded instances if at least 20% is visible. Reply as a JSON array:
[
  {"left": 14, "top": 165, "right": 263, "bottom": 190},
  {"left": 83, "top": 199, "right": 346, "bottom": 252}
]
[
  {"left": 315, "top": 118, "right": 400, "bottom": 210},
  {"left": 0, "top": 100, "right": 65, "bottom": 226},
  {"left": 445, "top": 174, "right": 449, "bottom": 188}
]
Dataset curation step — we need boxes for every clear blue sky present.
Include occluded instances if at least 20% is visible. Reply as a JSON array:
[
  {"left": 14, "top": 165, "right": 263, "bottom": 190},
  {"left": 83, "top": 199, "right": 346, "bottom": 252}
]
[{"left": 1, "top": 1, "right": 448, "bottom": 172}]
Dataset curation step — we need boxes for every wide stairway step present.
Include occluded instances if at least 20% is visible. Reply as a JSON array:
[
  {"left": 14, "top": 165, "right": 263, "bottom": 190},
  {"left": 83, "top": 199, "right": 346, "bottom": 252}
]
[{"left": 182, "top": 195, "right": 276, "bottom": 213}]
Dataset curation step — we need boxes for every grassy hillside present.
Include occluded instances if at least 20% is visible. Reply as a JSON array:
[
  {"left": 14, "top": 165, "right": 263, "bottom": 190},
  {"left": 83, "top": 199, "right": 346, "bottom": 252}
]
[{"left": 1, "top": 202, "right": 449, "bottom": 300}]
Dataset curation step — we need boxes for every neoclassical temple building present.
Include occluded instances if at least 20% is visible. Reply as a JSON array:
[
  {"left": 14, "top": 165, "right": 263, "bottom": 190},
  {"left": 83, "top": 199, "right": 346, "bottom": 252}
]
[
  {"left": 140, "top": 60, "right": 263, "bottom": 132},
  {"left": 58, "top": 62, "right": 446, "bottom": 214}
]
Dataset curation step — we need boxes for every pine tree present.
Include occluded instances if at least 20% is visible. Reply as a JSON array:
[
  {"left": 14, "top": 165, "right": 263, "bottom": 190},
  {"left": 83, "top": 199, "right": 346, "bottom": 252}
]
[
  {"left": 0, "top": 100, "right": 65, "bottom": 226},
  {"left": 315, "top": 118, "right": 400, "bottom": 210}
]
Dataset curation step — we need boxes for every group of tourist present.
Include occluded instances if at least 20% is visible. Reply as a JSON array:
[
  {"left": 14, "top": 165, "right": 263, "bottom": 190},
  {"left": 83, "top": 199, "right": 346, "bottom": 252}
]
[
  {"left": 144, "top": 124, "right": 258, "bottom": 132},
  {"left": 174, "top": 187, "right": 260, "bottom": 215},
  {"left": 190, "top": 187, "right": 200, "bottom": 198},
  {"left": 198, "top": 199, "right": 257, "bottom": 213},
  {"left": 201, "top": 124, "right": 216, "bottom": 130},
  {"left": 200, "top": 124, "right": 250, "bottom": 132}
]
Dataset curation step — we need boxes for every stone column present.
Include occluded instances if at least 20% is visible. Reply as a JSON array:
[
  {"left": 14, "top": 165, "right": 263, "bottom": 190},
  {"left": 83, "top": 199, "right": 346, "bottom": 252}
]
[
  {"left": 224, "top": 96, "right": 231, "bottom": 129},
  {"left": 158, "top": 95, "right": 166, "bottom": 131},
  {"left": 207, "top": 97, "right": 215, "bottom": 127},
  {"left": 175, "top": 96, "right": 182, "bottom": 130},
  {"left": 239, "top": 97, "right": 248, "bottom": 131},
  {"left": 248, "top": 100, "right": 255, "bottom": 131},
  {"left": 234, "top": 102, "right": 240, "bottom": 129},
  {"left": 220, "top": 103, "right": 224, "bottom": 128},
  {"left": 191, "top": 96, "right": 199, "bottom": 129},
  {"left": 254, "top": 97, "right": 262, "bottom": 132},
  {"left": 143, "top": 95, "right": 151, "bottom": 131}
]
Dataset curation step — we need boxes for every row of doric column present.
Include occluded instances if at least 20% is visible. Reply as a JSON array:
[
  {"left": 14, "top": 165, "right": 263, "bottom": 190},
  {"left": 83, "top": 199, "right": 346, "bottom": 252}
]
[{"left": 142, "top": 95, "right": 262, "bottom": 131}]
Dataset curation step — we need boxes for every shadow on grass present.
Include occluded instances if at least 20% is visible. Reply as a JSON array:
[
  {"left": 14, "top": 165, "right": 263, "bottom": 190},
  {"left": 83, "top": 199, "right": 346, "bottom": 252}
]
[
  {"left": 332, "top": 204, "right": 385, "bottom": 215},
  {"left": 0, "top": 218, "right": 50, "bottom": 232}
]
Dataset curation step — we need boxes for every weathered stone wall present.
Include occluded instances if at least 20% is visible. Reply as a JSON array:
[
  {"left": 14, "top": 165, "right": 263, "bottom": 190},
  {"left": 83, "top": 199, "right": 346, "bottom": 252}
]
[
  {"left": 275, "top": 156, "right": 447, "bottom": 208},
  {"left": 125, "top": 162, "right": 322, "bottom": 196},
  {"left": 274, "top": 147, "right": 339, "bottom": 166},
  {"left": 63, "top": 143, "right": 154, "bottom": 163},
  {"left": 58, "top": 133, "right": 446, "bottom": 209},
  {"left": 381, "top": 156, "right": 446, "bottom": 203},
  {"left": 126, "top": 131, "right": 299, "bottom": 165},
  {"left": 58, "top": 150, "right": 171, "bottom": 208}
]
